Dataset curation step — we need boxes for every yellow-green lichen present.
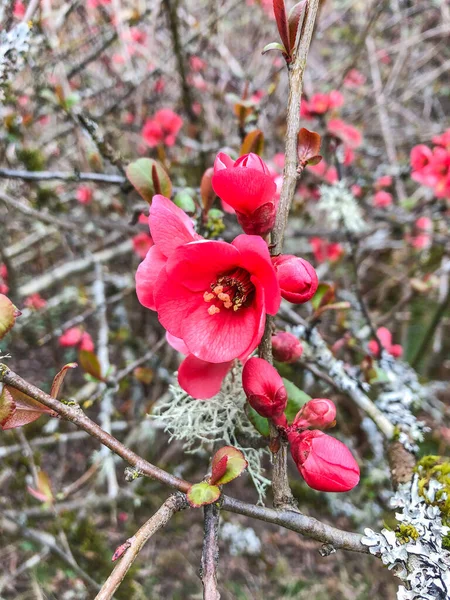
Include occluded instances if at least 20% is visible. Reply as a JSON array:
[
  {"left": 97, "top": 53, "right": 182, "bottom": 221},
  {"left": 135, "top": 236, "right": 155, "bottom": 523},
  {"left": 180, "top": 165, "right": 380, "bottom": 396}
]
[
  {"left": 395, "top": 523, "right": 420, "bottom": 545},
  {"left": 415, "top": 455, "right": 450, "bottom": 527}
]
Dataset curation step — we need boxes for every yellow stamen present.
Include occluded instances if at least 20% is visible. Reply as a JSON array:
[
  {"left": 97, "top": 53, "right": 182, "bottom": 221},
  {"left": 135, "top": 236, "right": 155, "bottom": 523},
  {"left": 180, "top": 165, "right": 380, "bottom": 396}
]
[
  {"left": 203, "top": 292, "right": 214, "bottom": 302},
  {"left": 217, "top": 292, "right": 231, "bottom": 302},
  {"left": 213, "top": 285, "right": 223, "bottom": 295},
  {"left": 208, "top": 305, "right": 220, "bottom": 315}
]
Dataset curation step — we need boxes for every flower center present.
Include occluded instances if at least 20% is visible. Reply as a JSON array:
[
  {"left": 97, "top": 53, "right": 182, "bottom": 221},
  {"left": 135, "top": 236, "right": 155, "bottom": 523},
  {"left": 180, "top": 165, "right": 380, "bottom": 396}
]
[{"left": 203, "top": 268, "right": 255, "bottom": 315}]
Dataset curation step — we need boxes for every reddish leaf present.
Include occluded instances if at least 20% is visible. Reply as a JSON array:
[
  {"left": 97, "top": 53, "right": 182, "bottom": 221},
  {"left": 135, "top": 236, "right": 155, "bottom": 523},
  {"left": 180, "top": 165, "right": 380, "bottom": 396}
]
[
  {"left": 27, "top": 471, "right": 53, "bottom": 504},
  {"left": 133, "top": 366, "right": 153, "bottom": 385},
  {"left": 200, "top": 167, "right": 215, "bottom": 212},
  {"left": 126, "top": 158, "right": 172, "bottom": 204},
  {"left": 240, "top": 129, "right": 265, "bottom": 157},
  {"left": 210, "top": 446, "right": 248, "bottom": 485},
  {"left": 288, "top": 0, "right": 307, "bottom": 51},
  {"left": 307, "top": 155, "right": 323, "bottom": 166},
  {"left": 0, "top": 386, "right": 55, "bottom": 430},
  {"left": 297, "top": 128, "right": 322, "bottom": 165},
  {"left": 78, "top": 350, "right": 103, "bottom": 381},
  {"left": 210, "top": 455, "right": 228, "bottom": 485},
  {"left": 50, "top": 363, "right": 77, "bottom": 399},
  {"left": 273, "top": 0, "right": 291, "bottom": 59},
  {"left": 0, "top": 294, "right": 21, "bottom": 340}
]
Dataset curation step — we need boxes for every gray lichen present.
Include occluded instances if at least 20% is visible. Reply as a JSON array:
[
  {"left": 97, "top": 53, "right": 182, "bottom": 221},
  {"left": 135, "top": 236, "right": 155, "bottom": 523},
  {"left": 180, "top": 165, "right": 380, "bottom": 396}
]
[
  {"left": 316, "top": 180, "right": 367, "bottom": 234},
  {"left": 0, "top": 22, "right": 31, "bottom": 100}
]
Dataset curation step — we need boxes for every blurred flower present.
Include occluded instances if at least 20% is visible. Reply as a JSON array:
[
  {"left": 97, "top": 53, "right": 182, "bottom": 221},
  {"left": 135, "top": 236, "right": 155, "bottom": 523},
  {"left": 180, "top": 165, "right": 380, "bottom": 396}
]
[
  {"left": 142, "top": 109, "right": 183, "bottom": 148},
  {"left": 368, "top": 327, "right": 402, "bottom": 358},
  {"left": 272, "top": 331, "right": 303, "bottom": 363},
  {"left": 76, "top": 185, "right": 93, "bottom": 205},
  {"left": 343, "top": 69, "right": 366, "bottom": 88},
  {"left": 132, "top": 232, "right": 153, "bottom": 259},
  {"left": 310, "top": 237, "right": 343, "bottom": 263},
  {"left": 24, "top": 293, "right": 47, "bottom": 310},
  {"left": 373, "top": 190, "right": 393, "bottom": 208}
]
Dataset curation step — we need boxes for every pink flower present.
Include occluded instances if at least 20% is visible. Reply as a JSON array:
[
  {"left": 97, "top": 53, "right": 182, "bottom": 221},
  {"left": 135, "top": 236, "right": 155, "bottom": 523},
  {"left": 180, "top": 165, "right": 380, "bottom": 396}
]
[
  {"left": 79, "top": 332, "right": 95, "bottom": 352},
  {"left": 373, "top": 190, "right": 393, "bottom": 208},
  {"left": 328, "top": 90, "right": 345, "bottom": 109},
  {"left": 410, "top": 144, "right": 433, "bottom": 173},
  {"left": 343, "top": 69, "right": 366, "bottom": 88},
  {"left": 59, "top": 327, "right": 83, "bottom": 347},
  {"left": 212, "top": 153, "right": 278, "bottom": 236},
  {"left": 309, "top": 93, "right": 331, "bottom": 115},
  {"left": 13, "top": 0, "right": 25, "bottom": 18},
  {"left": 411, "top": 233, "right": 431, "bottom": 250},
  {"left": 327, "top": 119, "right": 362, "bottom": 149},
  {"left": 415, "top": 216, "right": 433, "bottom": 232},
  {"left": 288, "top": 430, "right": 360, "bottom": 492},
  {"left": 0, "top": 264, "right": 7, "bottom": 281},
  {"left": 142, "top": 109, "right": 183, "bottom": 148},
  {"left": 351, "top": 184, "right": 362, "bottom": 197},
  {"left": 136, "top": 195, "right": 280, "bottom": 363},
  {"left": 368, "top": 327, "right": 402, "bottom": 358},
  {"left": 375, "top": 175, "right": 393, "bottom": 189},
  {"left": 272, "top": 331, "right": 303, "bottom": 363},
  {"left": 272, "top": 255, "right": 318, "bottom": 304},
  {"left": 76, "top": 185, "right": 93, "bottom": 205},
  {"left": 132, "top": 232, "right": 153, "bottom": 259},
  {"left": 189, "top": 56, "right": 206, "bottom": 72},
  {"left": 242, "top": 357, "right": 287, "bottom": 421},
  {"left": 310, "top": 238, "right": 343, "bottom": 263},
  {"left": 24, "top": 294, "right": 47, "bottom": 310},
  {"left": 293, "top": 398, "right": 336, "bottom": 430},
  {"left": 433, "top": 129, "right": 450, "bottom": 150},
  {"left": 154, "top": 78, "right": 166, "bottom": 94}
]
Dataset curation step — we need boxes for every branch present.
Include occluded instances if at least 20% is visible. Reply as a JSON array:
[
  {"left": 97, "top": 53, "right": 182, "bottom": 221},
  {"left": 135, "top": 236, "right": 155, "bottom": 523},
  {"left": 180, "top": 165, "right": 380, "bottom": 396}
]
[
  {"left": 200, "top": 504, "right": 221, "bottom": 600},
  {"left": 259, "top": 0, "right": 321, "bottom": 510},
  {"left": 95, "top": 494, "right": 187, "bottom": 600},
  {"left": 0, "top": 168, "right": 126, "bottom": 184}
]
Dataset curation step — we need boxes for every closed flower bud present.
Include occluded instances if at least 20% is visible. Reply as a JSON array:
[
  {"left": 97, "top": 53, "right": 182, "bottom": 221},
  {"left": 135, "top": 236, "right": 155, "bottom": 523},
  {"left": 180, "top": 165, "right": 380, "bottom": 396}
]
[
  {"left": 288, "top": 430, "right": 360, "bottom": 493},
  {"left": 242, "top": 357, "right": 287, "bottom": 420},
  {"left": 293, "top": 398, "right": 336, "bottom": 430},
  {"left": 272, "top": 255, "right": 318, "bottom": 303},
  {"left": 272, "top": 331, "right": 303, "bottom": 363}
]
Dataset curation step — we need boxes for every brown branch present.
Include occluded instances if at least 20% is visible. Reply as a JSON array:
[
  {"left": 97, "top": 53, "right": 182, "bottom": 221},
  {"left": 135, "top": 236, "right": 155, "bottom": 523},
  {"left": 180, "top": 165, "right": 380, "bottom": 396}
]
[
  {"left": 95, "top": 494, "right": 187, "bottom": 600},
  {"left": 259, "top": 0, "right": 321, "bottom": 510},
  {"left": 200, "top": 503, "right": 221, "bottom": 600}
]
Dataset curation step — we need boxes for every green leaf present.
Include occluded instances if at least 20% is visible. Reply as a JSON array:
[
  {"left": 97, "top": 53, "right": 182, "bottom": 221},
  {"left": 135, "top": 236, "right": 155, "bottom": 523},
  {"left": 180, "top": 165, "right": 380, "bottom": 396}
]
[
  {"left": 173, "top": 191, "right": 196, "bottom": 214},
  {"left": 186, "top": 482, "right": 221, "bottom": 508},
  {"left": 126, "top": 158, "right": 172, "bottom": 203},
  {"left": 262, "top": 42, "right": 287, "bottom": 55},
  {"left": 311, "top": 282, "right": 335, "bottom": 311},
  {"left": 247, "top": 405, "right": 270, "bottom": 437},
  {"left": 240, "top": 129, "right": 264, "bottom": 157},
  {"left": 0, "top": 294, "right": 21, "bottom": 340},
  {"left": 283, "top": 378, "right": 311, "bottom": 424},
  {"left": 78, "top": 350, "right": 103, "bottom": 381},
  {"left": 210, "top": 446, "right": 248, "bottom": 485}
]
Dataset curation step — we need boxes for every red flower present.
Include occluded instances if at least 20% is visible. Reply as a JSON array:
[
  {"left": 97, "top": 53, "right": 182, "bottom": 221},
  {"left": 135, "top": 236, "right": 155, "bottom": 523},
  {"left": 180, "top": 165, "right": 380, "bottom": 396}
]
[
  {"left": 433, "top": 129, "right": 450, "bottom": 150},
  {"left": 272, "top": 331, "right": 303, "bottom": 363},
  {"left": 136, "top": 195, "right": 200, "bottom": 311},
  {"left": 310, "top": 238, "right": 343, "bottom": 263},
  {"left": 327, "top": 119, "right": 362, "bottom": 149},
  {"left": 59, "top": 327, "right": 94, "bottom": 352},
  {"left": 343, "top": 69, "right": 366, "bottom": 88},
  {"left": 375, "top": 175, "right": 393, "bottom": 189},
  {"left": 410, "top": 144, "right": 433, "bottom": 173},
  {"left": 76, "top": 185, "right": 93, "bottom": 205},
  {"left": 368, "top": 327, "right": 402, "bottom": 358},
  {"left": 13, "top": 0, "right": 25, "bottom": 18},
  {"left": 142, "top": 109, "right": 183, "bottom": 148},
  {"left": 272, "top": 255, "right": 318, "bottom": 303},
  {"left": 293, "top": 398, "right": 336, "bottom": 430},
  {"left": 212, "top": 153, "right": 278, "bottom": 236},
  {"left": 190, "top": 56, "right": 206, "bottom": 72},
  {"left": 132, "top": 232, "right": 153, "bottom": 259},
  {"left": 288, "top": 430, "right": 360, "bottom": 492},
  {"left": 373, "top": 190, "right": 393, "bottom": 208},
  {"left": 24, "top": 293, "right": 47, "bottom": 310},
  {"left": 80, "top": 332, "right": 95, "bottom": 352},
  {"left": 242, "top": 357, "right": 287, "bottom": 421},
  {"left": 1, "top": 263, "right": 8, "bottom": 281}
]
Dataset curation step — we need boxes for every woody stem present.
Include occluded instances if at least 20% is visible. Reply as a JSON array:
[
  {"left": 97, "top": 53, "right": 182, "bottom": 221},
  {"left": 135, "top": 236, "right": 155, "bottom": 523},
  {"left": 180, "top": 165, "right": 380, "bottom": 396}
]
[{"left": 258, "top": 0, "right": 321, "bottom": 510}]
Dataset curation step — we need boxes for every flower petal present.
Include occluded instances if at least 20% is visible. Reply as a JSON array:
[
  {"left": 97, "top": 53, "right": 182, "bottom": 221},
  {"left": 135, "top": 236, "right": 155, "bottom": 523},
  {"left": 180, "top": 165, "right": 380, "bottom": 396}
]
[
  {"left": 149, "top": 195, "right": 198, "bottom": 257},
  {"left": 212, "top": 168, "right": 276, "bottom": 214},
  {"left": 178, "top": 355, "right": 232, "bottom": 399},
  {"left": 136, "top": 245, "right": 167, "bottom": 311}
]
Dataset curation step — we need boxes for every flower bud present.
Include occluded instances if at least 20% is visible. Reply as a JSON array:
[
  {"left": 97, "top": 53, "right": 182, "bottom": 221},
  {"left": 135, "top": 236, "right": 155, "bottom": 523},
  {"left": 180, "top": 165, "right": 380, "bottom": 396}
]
[
  {"left": 242, "top": 357, "right": 287, "bottom": 420},
  {"left": 272, "top": 255, "right": 318, "bottom": 303},
  {"left": 288, "top": 430, "right": 360, "bottom": 492},
  {"left": 272, "top": 332, "right": 303, "bottom": 363},
  {"left": 293, "top": 398, "right": 336, "bottom": 430}
]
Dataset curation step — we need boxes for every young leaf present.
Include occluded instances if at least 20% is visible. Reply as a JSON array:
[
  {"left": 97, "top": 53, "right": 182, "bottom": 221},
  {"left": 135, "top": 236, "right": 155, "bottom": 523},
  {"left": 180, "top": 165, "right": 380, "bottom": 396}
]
[
  {"left": 273, "top": 0, "right": 291, "bottom": 59},
  {"left": 112, "top": 539, "right": 133, "bottom": 562},
  {"left": 298, "top": 128, "right": 322, "bottom": 165},
  {"left": 210, "top": 446, "right": 248, "bottom": 485},
  {"left": 262, "top": 42, "right": 287, "bottom": 56},
  {"left": 187, "top": 482, "right": 221, "bottom": 508},
  {"left": 311, "top": 282, "right": 336, "bottom": 311},
  {"left": 126, "top": 158, "right": 172, "bottom": 203},
  {"left": 247, "top": 405, "right": 270, "bottom": 437},
  {"left": 50, "top": 363, "right": 77, "bottom": 399},
  {"left": 0, "top": 386, "right": 55, "bottom": 430},
  {"left": 283, "top": 378, "right": 311, "bottom": 423},
  {"left": 200, "top": 167, "right": 215, "bottom": 212},
  {"left": 27, "top": 471, "right": 53, "bottom": 504},
  {"left": 240, "top": 129, "right": 265, "bottom": 157},
  {"left": 210, "top": 455, "right": 228, "bottom": 485},
  {"left": 288, "top": 0, "right": 307, "bottom": 52},
  {"left": 78, "top": 350, "right": 103, "bottom": 381},
  {"left": 0, "top": 294, "right": 21, "bottom": 340}
]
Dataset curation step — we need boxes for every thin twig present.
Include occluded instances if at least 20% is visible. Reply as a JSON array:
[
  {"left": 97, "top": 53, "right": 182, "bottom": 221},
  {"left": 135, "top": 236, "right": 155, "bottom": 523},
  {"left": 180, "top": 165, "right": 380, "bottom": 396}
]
[
  {"left": 0, "top": 168, "right": 126, "bottom": 184},
  {"left": 200, "top": 503, "right": 221, "bottom": 600}
]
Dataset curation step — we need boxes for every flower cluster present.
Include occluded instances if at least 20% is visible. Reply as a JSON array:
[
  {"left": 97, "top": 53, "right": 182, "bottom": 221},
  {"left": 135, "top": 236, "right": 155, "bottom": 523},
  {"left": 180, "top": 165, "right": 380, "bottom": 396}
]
[
  {"left": 59, "top": 327, "right": 94, "bottom": 352},
  {"left": 135, "top": 153, "right": 319, "bottom": 399},
  {"left": 301, "top": 91, "right": 344, "bottom": 119},
  {"left": 368, "top": 327, "right": 403, "bottom": 359},
  {"left": 410, "top": 130, "right": 450, "bottom": 199},
  {"left": 142, "top": 109, "right": 183, "bottom": 148},
  {"left": 241, "top": 357, "right": 360, "bottom": 493}
]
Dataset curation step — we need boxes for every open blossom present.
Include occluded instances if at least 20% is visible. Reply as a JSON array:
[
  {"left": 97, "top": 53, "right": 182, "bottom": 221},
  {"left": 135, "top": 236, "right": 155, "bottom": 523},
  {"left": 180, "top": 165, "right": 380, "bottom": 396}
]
[
  {"left": 212, "top": 153, "right": 277, "bottom": 236},
  {"left": 242, "top": 357, "right": 287, "bottom": 421},
  {"left": 368, "top": 327, "right": 402, "bottom": 358},
  {"left": 327, "top": 119, "right": 362, "bottom": 149},
  {"left": 272, "top": 255, "right": 318, "bottom": 304},
  {"left": 142, "top": 109, "right": 183, "bottom": 148},
  {"left": 288, "top": 430, "right": 360, "bottom": 492},
  {"left": 310, "top": 238, "right": 343, "bottom": 263},
  {"left": 411, "top": 137, "right": 450, "bottom": 199},
  {"left": 59, "top": 328, "right": 94, "bottom": 352},
  {"left": 373, "top": 190, "right": 393, "bottom": 208},
  {"left": 272, "top": 331, "right": 303, "bottom": 363},
  {"left": 24, "top": 294, "right": 47, "bottom": 310},
  {"left": 293, "top": 399, "right": 336, "bottom": 430},
  {"left": 343, "top": 68, "right": 366, "bottom": 88},
  {"left": 136, "top": 195, "right": 280, "bottom": 364},
  {"left": 132, "top": 232, "right": 153, "bottom": 259}
]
